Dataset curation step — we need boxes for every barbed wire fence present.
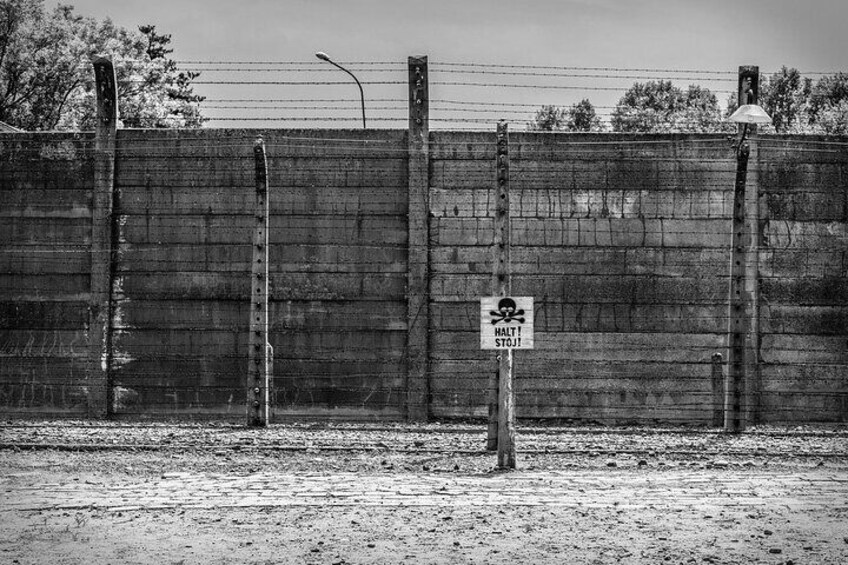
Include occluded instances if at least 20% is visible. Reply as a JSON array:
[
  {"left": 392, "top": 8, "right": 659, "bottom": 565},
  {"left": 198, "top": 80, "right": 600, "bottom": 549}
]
[
  {"left": 1, "top": 58, "right": 846, "bottom": 427},
  {"left": 134, "top": 60, "right": 840, "bottom": 131}
]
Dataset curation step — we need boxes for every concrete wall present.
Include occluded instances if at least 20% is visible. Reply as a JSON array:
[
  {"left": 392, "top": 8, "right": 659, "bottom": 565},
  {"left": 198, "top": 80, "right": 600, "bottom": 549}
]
[
  {"left": 1, "top": 129, "right": 845, "bottom": 423},
  {"left": 0, "top": 133, "right": 95, "bottom": 416},
  {"left": 757, "top": 136, "right": 848, "bottom": 422},
  {"left": 429, "top": 133, "right": 735, "bottom": 423},
  {"left": 110, "top": 130, "right": 409, "bottom": 418}
]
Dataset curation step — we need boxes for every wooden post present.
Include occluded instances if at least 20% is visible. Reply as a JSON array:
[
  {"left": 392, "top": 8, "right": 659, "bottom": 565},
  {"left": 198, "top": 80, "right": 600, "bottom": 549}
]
[
  {"left": 711, "top": 352, "right": 724, "bottom": 427},
  {"left": 494, "top": 121, "right": 515, "bottom": 468},
  {"left": 488, "top": 122, "right": 511, "bottom": 450},
  {"left": 266, "top": 343, "right": 274, "bottom": 419},
  {"left": 498, "top": 349, "right": 515, "bottom": 468},
  {"left": 486, "top": 367, "right": 499, "bottom": 451},
  {"left": 248, "top": 137, "right": 271, "bottom": 426},
  {"left": 725, "top": 66, "right": 760, "bottom": 433},
  {"left": 406, "top": 55, "right": 430, "bottom": 421},
  {"left": 87, "top": 56, "right": 118, "bottom": 419}
]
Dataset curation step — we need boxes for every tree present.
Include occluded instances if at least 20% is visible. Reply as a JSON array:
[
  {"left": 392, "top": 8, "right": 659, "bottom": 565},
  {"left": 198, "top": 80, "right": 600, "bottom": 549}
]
[
  {"left": 527, "top": 104, "right": 568, "bottom": 131},
  {"left": 611, "top": 80, "right": 724, "bottom": 133},
  {"left": 679, "top": 85, "right": 726, "bottom": 132},
  {"left": 814, "top": 100, "right": 848, "bottom": 134},
  {"left": 0, "top": 0, "right": 204, "bottom": 130},
  {"left": 807, "top": 72, "right": 848, "bottom": 134},
  {"left": 565, "top": 99, "right": 603, "bottom": 132},
  {"left": 756, "top": 67, "right": 811, "bottom": 133},
  {"left": 528, "top": 99, "right": 603, "bottom": 132}
]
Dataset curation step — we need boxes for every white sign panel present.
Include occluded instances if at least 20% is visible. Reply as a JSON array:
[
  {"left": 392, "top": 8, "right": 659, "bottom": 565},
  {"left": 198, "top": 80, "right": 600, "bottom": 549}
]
[{"left": 480, "top": 296, "right": 534, "bottom": 350}]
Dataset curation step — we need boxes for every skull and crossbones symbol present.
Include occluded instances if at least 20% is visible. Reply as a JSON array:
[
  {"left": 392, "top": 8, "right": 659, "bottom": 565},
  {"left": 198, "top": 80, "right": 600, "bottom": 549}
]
[{"left": 490, "top": 298, "right": 525, "bottom": 325}]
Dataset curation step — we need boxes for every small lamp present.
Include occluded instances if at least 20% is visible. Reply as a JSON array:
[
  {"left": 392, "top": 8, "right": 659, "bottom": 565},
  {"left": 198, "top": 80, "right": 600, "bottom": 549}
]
[
  {"left": 729, "top": 104, "right": 772, "bottom": 125},
  {"left": 729, "top": 104, "right": 772, "bottom": 148}
]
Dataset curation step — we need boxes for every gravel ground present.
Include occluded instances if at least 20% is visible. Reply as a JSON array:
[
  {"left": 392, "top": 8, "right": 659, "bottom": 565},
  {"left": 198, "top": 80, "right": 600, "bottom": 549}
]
[{"left": 1, "top": 421, "right": 847, "bottom": 564}]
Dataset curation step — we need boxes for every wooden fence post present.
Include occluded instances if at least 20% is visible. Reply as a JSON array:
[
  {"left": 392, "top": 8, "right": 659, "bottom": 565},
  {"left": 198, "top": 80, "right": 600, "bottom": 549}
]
[
  {"left": 406, "top": 55, "right": 430, "bottom": 421},
  {"left": 711, "top": 352, "right": 724, "bottom": 427},
  {"left": 88, "top": 56, "right": 118, "bottom": 419},
  {"left": 487, "top": 123, "right": 511, "bottom": 450},
  {"left": 248, "top": 137, "right": 271, "bottom": 426},
  {"left": 494, "top": 121, "right": 515, "bottom": 468}
]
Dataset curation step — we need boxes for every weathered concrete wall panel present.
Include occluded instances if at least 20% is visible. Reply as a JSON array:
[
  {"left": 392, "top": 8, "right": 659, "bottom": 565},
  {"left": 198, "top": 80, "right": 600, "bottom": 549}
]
[
  {"left": 108, "top": 130, "right": 409, "bottom": 419},
  {"left": 428, "top": 132, "right": 737, "bottom": 423},
  {"left": 0, "top": 133, "right": 95, "bottom": 416},
  {"left": 757, "top": 136, "right": 848, "bottom": 422}
]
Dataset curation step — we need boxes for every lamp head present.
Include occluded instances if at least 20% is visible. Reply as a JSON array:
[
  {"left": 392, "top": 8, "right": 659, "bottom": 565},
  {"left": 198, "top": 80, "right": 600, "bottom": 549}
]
[
  {"left": 315, "top": 51, "right": 330, "bottom": 62},
  {"left": 729, "top": 104, "right": 772, "bottom": 125}
]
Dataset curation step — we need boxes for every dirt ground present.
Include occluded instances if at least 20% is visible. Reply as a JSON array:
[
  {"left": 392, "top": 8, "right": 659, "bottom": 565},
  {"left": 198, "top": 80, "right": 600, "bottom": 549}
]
[{"left": 1, "top": 421, "right": 847, "bottom": 564}]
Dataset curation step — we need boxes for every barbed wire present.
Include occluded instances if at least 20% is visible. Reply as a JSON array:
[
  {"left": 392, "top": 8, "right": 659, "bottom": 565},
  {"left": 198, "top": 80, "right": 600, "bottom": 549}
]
[
  {"left": 189, "top": 79, "right": 406, "bottom": 85},
  {"left": 202, "top": 105, "right": 407, "bottom": 110},
  {"left": 104, "top": 59, "right": 757, "bottom": 130},
  {"left": 198, "top": 99, "right": 620, "bottom": 109},
  {"left": 6, "top": 135, "right": 846, "bottom": 154},
  {"left": 433, "top": 62, "right": 737, "bottom": 75},
  {"left": 174, "top": 60, "right": 842, "bottom": 76},
  {"left": 428, "top": 81, "right": 737, "bottom": 94},
  {"left": 174, "top": 60, "right": 406, "bottom": 65},
  {"left": 182, "top": 66, "right": 737, "bottom": 82}
]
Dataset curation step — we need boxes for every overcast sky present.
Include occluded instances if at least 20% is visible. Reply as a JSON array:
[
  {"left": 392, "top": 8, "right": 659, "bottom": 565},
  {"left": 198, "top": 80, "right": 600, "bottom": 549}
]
[{"left": 65, "top": 0, "right": 848, "bottom": 129}]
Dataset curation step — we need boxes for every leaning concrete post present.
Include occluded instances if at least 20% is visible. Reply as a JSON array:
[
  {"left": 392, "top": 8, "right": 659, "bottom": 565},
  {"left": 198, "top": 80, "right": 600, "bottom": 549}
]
[
  {"left": 87, "top": 56, "right": 118, "bottom": 419},
  {"left": 741, "top": 66, "right": 763, "bottom": 426},
  {"left": 725, "top": 136, "right": 749, "bottom": 433},
  {"left": 406, "top": 55, "right": 430, "bottom": 421}
]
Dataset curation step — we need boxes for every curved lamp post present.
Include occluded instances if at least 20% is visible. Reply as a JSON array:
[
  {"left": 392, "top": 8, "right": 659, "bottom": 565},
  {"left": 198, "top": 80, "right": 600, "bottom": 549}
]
[{"left": 315, "top": 51, "right": 366, "bottom": 129}]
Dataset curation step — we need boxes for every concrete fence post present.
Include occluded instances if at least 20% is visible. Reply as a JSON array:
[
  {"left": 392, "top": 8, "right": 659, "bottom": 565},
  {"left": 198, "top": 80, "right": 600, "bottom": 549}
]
[
  {"left": 87, "top": 56, "right": 118, "bottom": 419},
  {"left": 741, "top": 66, "right": 763, "bottom": 427},
  {"left": 247, "top": 137, "right": 271, "bottom": 426},
  {"left": 406, "top": 55, "right": 430, "bottom": 421},
  {"left": 726, "top": 135, "right": 749, "bottom": 433},
  {"left": 725, "top": 65, "right": 761, "bottom": 432}
]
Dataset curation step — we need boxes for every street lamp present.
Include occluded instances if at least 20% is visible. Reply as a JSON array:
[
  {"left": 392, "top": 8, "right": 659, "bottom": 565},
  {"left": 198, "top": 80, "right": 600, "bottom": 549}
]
[{"left": 315, "top": 51, "right": 366, "bottom": 129}]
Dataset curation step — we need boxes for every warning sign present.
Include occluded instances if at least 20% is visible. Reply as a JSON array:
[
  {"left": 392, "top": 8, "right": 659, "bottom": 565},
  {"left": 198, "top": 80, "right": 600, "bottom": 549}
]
[{"left": 480, "top": 296, "right": 534, "bottom": 350}]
